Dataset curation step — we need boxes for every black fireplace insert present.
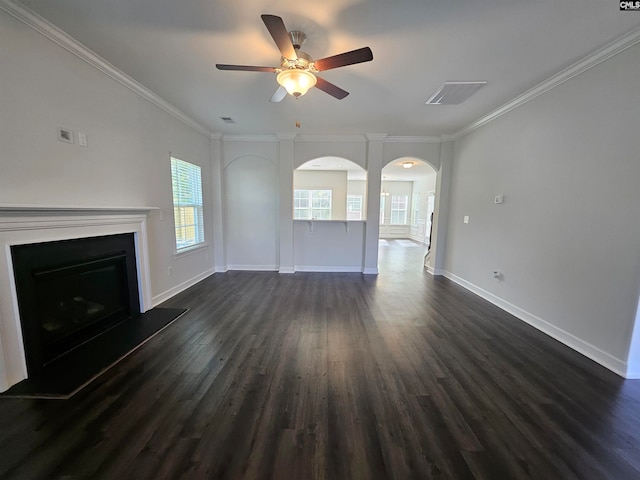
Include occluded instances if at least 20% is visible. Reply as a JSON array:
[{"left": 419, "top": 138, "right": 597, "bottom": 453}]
[{"left": 11, "top": 234, "right": 140, "bottom": 376}]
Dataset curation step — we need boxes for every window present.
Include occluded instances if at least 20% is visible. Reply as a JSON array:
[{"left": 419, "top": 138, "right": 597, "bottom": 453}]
[
  {"left": 171, "top": 157, "right": 204, "bottom": 251},
  {"left": 379, "top": 194, "right": 386, "bottom": 224},
  {"left": 391, "top": 195, "right": 408, "bottom": 224},
  {"left": 346, "top": 195, "right": 363, "bottom": 220},
  {"left": 294, "top": 189, "right": 332, "bottom": 220}
]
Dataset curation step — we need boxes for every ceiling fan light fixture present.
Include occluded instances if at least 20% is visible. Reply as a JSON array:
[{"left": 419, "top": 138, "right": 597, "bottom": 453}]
[{"left": 277, "top": 69, "right": 317, "bottom": 97}]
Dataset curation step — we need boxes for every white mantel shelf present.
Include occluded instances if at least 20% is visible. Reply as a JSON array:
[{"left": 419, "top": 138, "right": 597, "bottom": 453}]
[{"left": 0, "top": 204, "right": 158, "bottom": 216}]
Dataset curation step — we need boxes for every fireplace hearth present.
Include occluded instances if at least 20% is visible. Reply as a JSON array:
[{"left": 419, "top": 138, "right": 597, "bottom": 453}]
[{"left": 11, "top": 234, "right": 140, "bottom": 376}]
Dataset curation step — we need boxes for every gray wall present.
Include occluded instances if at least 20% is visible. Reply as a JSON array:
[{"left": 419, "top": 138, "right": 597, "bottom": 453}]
[
  {"left": 445, "top": 42, "right": 640, "bottom": 376},
  {"left": 0, "top": 10, "right": 213, "bottom": 304}
]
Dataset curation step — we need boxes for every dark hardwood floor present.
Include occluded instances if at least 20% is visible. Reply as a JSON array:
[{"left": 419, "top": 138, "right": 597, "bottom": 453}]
[{"left": 1, "top": 239, "right": 639, "bottom": 479}]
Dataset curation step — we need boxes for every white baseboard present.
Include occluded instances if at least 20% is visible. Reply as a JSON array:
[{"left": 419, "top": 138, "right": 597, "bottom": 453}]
[
  {"left": 427, "top": 267, "right": 445, "bottom": 276},
  {"left": 214, "top": 265, "right": 228, "bottom": 273},
  {"left": 227, "top": 264, "right": 278, "bottom": 272},
  {"left": 626, "top": 370, "right": 640, "bottom": 379},
  {"left": 362, "top": 267, "right": 379, "bottom": 275},
  {"left": 279, "top": 267, "right": 295, "bottom": 274},
  {"left": 152, "top": 268, "right": 215, "bottom": 306},
  {"left": 295, "top": 265, "right": 363, "bottom": 273},
  {"left": 443, "top": 271, "right": 629, "bottom": 378}
]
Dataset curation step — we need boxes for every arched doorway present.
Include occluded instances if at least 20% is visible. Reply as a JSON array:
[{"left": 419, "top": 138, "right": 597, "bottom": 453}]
[{"left": 378, "top": 157, "right": 437, "bottom": 271}]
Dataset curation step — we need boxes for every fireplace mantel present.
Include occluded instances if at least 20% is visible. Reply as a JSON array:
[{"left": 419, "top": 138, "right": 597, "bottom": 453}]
[
  {"left": 0, "top": 204, "right": 158, "bottom": 227},
  {"left": 0, "top": 205, "right": 156, "bottom": 392}
]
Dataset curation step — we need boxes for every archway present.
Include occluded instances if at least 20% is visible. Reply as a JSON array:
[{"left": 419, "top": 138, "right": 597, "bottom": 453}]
[
  {"left": 378, "top": 157, "right": 437, "bottom": 271},
  {"left": 294, "top": 157, "right": 367, "bottom": 221}
]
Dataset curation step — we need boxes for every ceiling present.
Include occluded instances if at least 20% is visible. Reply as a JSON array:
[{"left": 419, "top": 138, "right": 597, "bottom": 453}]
[{"left": 12, "top": 0, "right": 640, "bottom": 137}]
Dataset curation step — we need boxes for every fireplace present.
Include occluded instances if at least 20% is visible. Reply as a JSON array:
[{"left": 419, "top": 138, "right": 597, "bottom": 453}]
[
  {"left": 0, "top": 205, "right": 155, "bottom": 392},
  {"left": 11, "top": 234, "right": 140, "bottom": 376}
]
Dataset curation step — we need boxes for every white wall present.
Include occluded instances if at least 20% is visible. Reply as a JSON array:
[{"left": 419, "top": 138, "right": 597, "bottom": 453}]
[
  {"left": 0, "top": 10, "right": 213, "bottom": 304},
  {"left": 445, "top": 42, "right": 640, "bottom": 376},
  {"left": 224, "top": 153, "right": 279, "bottom": 270},
  {"left": 293, "top": 221, "right": 365, "bottom": 272}
]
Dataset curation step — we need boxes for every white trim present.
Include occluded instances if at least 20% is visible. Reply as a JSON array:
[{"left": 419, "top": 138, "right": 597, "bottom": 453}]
[
  {"left": 452, "top": 26, "right": 640, "bottom": 140},
  {"left": 174, "top": 242, "right": 209, "bottom": 258},
  {"left": 152, "top": 269, "right": 215, "bottom": 306},
  {"left": 443, "top": 271, "right": 629, "bottom": 378},
  {"left": 276, "top": 133, "right": 297, "bottom": 141},
  {"left": 365, "top": 133, "right": 388, "bottom": 142},
  {"left": 279, "top": 267, "right": 295, "bottom": 274},
  {"left": 215, "top": 264, "right": 229, "bottom": 273},
  {"left": 0, "top": 205, "right": 156, "bottom": 392},
  {"left": 295, "top": 265, "right": 363, "bottom": 273},
  {"left": 0, "top": 0, "right": 210, "bottom": 137},
  {"left": 227, "top": 264, "right": 279, "bottom": 271},
  {"left": 298, "top": 134, "right": 368, "bottom": 143},
  {"left": 362, "top": 267, "right": 379, "bottom": 275},
  {"left": 0, "top": 204, "right": 157, "bottom": 218},
  {"left": 223, "top": 135, "right": 279, "bottom": 142},
  {"left": 385, "top": 136, "right": 441, "bottom": 144},
  {"left": 626, "top": 368, "right": 640, "bottom": 379}
]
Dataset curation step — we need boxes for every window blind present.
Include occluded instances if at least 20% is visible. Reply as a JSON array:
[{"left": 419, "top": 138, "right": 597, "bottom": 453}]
[{"left": 170, "top": 157, "right": 204, "bottom": 251}]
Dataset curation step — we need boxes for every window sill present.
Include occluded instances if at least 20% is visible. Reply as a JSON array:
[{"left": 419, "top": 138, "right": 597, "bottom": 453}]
[{"left": 174, "top": 242, "right": 209, "bottom": 259}]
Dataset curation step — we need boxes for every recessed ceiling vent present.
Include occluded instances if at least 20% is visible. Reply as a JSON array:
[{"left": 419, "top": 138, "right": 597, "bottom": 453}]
[
  {"left": 425, "top": 81, "right": 487, "bottom": 105},
  {"left": 220, "top": 116, "right": 235, "bottom": 124}
]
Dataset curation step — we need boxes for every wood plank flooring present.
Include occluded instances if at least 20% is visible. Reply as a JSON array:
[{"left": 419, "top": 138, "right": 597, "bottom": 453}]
[{"left": 1, "top": 239, "right": 639, "bottom": 479}]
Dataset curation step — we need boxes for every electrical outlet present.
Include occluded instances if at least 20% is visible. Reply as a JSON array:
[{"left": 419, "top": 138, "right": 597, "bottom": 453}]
[
  {"left": 463, "top": 215, "right": 470, "bottom": 224},
  {"left": 493, "top": 271, "right": 502, "bottom": 282},
  {"left": 78, "top": 132, "right": 88, "bottom": 147},
  {"left": 167, "top": 266, "right": 173, "bottom": 277}
]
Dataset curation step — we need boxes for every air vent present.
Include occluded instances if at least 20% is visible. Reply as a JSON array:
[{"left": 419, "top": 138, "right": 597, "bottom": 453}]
[
  {"left": 425, "top": 81, "right": 487, "bottom": 105},
  {"left": 220, "top": 116, "right": 235, "bottom": 124}
]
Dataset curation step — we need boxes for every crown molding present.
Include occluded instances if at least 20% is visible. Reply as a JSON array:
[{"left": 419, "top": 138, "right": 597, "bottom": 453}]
[
  {"left": 276, "top": 133, "right": 298, "bottom": 141},
  {"left": 452, "top": 26, "right": 640, "bottom": 140},
  {"left": 297, "top": 134, "right": 368, "bottom": 143},
  {"left": 440, "top": 134, "right": 456, "bottom": 142},
  {"left": 0, "top": 0, "right": 210, "bottom": 137},
  {"left": 384, "top": 135, "right": 441, "bottom": 144},
  {"left": 365, "top": 133, "right": 388, "bottom": 142},
  {"left": 222, "top": 134, "right": 279, "bottom": 142}
]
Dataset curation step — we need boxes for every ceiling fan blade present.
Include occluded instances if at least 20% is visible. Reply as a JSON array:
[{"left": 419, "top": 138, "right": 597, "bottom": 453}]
[
  {"left": 314, "top": 47, "right": 373, "bottom": 72},
  {"left": 270, "top": 86, "right": 287, "bottom": 103},
  {"left": 216, "top": 64, "right": 277, "bottom": 72},
  {"left": 315, "top": 76, "right": 349, "bottom": 100},
  {"left": 261, "top": 14, "right": 297, "bottom": 60}
]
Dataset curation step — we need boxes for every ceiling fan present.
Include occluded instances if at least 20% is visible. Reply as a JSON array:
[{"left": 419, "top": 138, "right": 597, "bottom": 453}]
[{"left": 216, "top": 14, "right": 373, "bottom": 101}]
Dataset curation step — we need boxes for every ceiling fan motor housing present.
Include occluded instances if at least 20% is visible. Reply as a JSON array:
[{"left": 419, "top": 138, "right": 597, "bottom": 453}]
[
  {"left": 288, "top": 30, "right": 306, "bottom": 51},
  {"left": 281, "top": 50, "right": 314, "bottom": 71}
]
